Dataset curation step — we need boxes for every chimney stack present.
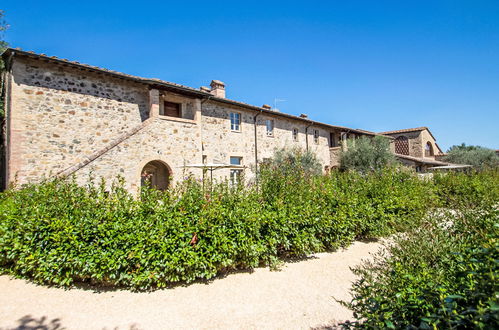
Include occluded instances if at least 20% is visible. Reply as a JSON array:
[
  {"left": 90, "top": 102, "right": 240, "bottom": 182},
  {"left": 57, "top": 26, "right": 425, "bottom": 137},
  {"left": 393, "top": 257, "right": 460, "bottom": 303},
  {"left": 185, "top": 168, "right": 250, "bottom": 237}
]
[
  {"left": 262, "top": 104, "right": 271, "bottom": 110},
  {"left": 300, "top": 114, "right": 308, "bottom": 118},
  {"left": 210, "top": 80, "right": 225, "bottom": 98}
]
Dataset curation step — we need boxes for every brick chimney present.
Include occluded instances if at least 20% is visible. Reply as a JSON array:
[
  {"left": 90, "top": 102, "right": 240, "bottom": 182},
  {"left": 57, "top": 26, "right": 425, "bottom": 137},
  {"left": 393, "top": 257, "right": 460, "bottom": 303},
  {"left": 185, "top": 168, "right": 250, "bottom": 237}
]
[{"left": 210, "top": 80, "right": 225, "bottom": 98}]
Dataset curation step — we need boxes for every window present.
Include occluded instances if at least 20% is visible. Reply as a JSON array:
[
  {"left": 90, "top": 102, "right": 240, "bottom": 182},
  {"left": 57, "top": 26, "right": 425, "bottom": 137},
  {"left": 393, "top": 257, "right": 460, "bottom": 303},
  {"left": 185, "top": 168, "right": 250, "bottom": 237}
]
[
  {"left": 162, "top": 101, "right": 181, "bottom": 117},
  {"left": 292, "top": 128, "right": 298, "bottom": 141},
  {"left": 395, "top": 136, "right": 409, "bottom": 155},
  {"left": 329, "top": 132, "right": 336, "bottom": 147},
  {"left": 314, "top": 129, "right": 319, "bottom": 144},
  {"left": 230, "top": 156, "right": 243, "bottom": 186},
  {"left": 230, "top": 169, "right": 243, "bottom": 185},
  {"left": 230, "top": 112, "right": 241, "bottom": 131},
  {"left": 425, "top": 142, "right": 434, "bottom": 157},
  {"left": 230, "top": 156, "right": 242, "bottom": 166},
  {"left": 266, "top": 119, "right": 274, "bottom": 136}
]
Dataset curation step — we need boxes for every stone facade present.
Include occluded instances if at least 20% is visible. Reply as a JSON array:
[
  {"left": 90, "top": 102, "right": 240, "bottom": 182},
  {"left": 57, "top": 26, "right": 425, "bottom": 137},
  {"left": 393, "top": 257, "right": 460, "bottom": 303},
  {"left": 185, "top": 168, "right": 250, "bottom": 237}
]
[
  {"left": 380, "top": 127, "right": 442, "bottom": 159},
  {"left": 1, "top": 49, "right": 443, "bottom": 192}
]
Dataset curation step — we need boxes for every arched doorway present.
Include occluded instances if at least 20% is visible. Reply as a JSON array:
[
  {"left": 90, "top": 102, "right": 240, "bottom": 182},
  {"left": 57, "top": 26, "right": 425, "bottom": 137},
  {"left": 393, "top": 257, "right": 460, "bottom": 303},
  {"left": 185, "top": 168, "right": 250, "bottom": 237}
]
[
  {"left": 140, "top": 160, "right": 171, "bottom": 190},
  {"left": 425, "top": 142, "right": 434, "bottom": 157},
  {"left": 395, "top": 136, "right": 409, "bottom": 155}
]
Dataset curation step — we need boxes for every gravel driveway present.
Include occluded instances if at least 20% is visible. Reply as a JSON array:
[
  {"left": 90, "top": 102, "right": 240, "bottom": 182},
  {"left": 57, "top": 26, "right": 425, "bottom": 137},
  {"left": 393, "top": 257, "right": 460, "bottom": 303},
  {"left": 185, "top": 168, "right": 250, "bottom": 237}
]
[{"left": 0, "top": 241, "right": 381, "bottom": 330}]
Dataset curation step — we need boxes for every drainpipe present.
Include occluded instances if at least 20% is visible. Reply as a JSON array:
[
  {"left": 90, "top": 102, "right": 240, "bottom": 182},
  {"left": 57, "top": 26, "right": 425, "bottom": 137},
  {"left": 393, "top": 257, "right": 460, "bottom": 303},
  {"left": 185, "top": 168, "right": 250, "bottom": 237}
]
[
  {"left": 254, "top": 109, "right": 263, "bottom": 188},
  {"left": 2, "top": 51, "right": 15, "bottom": 190},
  {"left": 200, "top": 95, "right": 212, "bottom": 188},
  {"left": 305, "top": 121, "right": 313, "bottom": 151}
]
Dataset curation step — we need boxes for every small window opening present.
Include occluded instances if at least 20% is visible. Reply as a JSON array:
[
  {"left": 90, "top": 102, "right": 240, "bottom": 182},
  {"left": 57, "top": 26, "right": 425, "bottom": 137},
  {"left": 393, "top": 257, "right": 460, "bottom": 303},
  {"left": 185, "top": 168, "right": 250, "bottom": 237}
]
[
  {"left": 314, "top": 129, "right": 320, "bottom": 144},
  {"left": 292, "top": 128, "right": 298, "bottom": 142},
  {"left": 230, "top": 156, "right": 242, "bottom": 166},
  {"left": 229, "top": 156, "right": 243, "bottom": 186},
  {"left": 162, "top": 101, "right": 181, "bottom": 117},
  {"left": 266, "top": 119, "right": 274, "bottom": 136},
  {"left": 230, "top": 112, "right": 241, "bottom": 131},
  {"left": 425, "top": 142, "right": 434, "bottom": 157}
]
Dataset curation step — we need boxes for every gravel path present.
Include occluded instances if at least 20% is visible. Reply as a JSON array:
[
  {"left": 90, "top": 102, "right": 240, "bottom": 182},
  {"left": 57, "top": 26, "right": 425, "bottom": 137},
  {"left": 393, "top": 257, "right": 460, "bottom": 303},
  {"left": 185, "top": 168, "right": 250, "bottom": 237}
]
[{"left": 0, "top": 241, "right": 382, "bottom": 330}]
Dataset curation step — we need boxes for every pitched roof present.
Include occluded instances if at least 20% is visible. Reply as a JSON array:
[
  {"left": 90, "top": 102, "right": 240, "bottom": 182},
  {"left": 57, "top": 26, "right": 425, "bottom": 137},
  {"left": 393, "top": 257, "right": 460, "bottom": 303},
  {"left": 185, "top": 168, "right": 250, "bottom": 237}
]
[
  {"left": 2, "top": 47, "right": 385, "bottom": 137},
  {"left": 379, "top": 127, "right": 429, "bottom": 135},
  {"left": 395, "top": 154, "right": 449, "bottom": 166},
  {"left": 380, "top": 126, "right": 443, "bottom": 153}
]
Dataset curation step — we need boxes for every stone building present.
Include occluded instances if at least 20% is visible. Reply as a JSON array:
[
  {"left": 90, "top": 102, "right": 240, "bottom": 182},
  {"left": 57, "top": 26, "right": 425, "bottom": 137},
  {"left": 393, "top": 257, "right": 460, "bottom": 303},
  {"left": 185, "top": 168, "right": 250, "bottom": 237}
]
[
  {"left": 0, "top": 48, "right": 446, "bottom": 191},
  {"left": 379, "top": 127, "right": 446, "bottom": 172}
]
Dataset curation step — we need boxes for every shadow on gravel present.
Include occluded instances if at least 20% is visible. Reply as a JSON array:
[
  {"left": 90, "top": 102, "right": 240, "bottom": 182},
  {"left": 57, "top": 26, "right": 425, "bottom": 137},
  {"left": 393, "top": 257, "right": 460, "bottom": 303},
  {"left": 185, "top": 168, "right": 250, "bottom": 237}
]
[
  {"left": 67, "top": 251, "right": 324, "bottom": 293},
  {"left": 1, "top": 315, "right": 64, "bottom": 330},
  {"left": 1, "top": 315, "right": 142, "bottom": 330},
  {"left": 16, "top": 240, "right": 375, "bottom": 294}
]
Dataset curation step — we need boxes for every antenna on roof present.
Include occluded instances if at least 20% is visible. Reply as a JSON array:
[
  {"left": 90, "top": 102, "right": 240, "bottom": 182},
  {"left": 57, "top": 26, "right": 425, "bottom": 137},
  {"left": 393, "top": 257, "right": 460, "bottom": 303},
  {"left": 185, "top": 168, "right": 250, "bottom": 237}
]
[{"left": 273, "top": 98, "right": 286, "bottom": 112}]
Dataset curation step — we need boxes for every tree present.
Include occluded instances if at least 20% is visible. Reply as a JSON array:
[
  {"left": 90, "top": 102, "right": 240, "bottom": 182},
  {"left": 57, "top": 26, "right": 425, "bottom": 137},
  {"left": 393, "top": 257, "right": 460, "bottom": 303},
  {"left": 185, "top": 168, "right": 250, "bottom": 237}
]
[
  {"left": 339, "top": 136, "right": 395, "bottom": 172},
  {"left": 444, "top": 143, "right": 499, "bottom": 169},
  {"left": 260, "top": 146, "right": 322, "bottom": 177}
]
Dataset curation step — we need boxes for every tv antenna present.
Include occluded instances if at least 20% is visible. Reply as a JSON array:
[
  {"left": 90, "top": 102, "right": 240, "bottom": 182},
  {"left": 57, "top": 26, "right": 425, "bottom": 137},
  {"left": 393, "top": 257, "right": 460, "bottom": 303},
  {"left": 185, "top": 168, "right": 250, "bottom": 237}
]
[{"left": 273, "top": 98, "right": 286, "bottom": 111}]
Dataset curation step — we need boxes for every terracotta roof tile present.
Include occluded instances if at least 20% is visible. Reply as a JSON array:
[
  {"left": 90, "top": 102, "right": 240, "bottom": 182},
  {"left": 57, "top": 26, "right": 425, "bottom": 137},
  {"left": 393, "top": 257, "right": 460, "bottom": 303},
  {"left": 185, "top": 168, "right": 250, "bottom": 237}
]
[{"left": 1, "top": 47, "right": 388, "bottom": 137}]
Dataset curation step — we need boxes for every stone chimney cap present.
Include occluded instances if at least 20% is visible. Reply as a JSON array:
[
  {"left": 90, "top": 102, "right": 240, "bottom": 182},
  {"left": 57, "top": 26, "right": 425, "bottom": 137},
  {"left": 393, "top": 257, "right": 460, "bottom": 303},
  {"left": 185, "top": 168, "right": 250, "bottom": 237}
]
[
  {"left": 300, "top": 114, "right": 308, "bottom": 118},
  {"left": 210, "top": 80, "right": 225, "bottom": 87},
  {"left": 262, "top": 104, "right": 272, "bottom": 110},
  {"left": 209, "top": 80, "right": 226, "bottom": 98}
]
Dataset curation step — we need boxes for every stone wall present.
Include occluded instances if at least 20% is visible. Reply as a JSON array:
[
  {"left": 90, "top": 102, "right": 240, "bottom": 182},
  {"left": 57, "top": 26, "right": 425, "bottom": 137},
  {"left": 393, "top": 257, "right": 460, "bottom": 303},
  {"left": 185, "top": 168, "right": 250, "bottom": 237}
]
[
  {"left": 7, "top": 57, "right": 149, "bottom": 186},
  {"left": 75, "top": 118, "right": 202, "bottom": 192},
  {"left": 388, "top": 131, "right": 423, "bottom": 157},
  {"left": 5, "top": 55, "right": 376, "bottom": 192},
  {"left": 420, "top": 129, "right": 440, "bottom": 158},
  {"left": 200, "top": 101, "right": 332, "bottom": 182}
]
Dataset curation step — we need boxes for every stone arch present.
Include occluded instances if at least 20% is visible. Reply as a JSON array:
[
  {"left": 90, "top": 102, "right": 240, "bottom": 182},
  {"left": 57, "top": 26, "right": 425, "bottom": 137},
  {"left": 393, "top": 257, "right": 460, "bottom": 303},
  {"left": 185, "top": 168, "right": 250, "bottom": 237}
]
[
  {"left": 395, "top": 135, "right": 410, "bottom": 155},
  {"left": 425, "top": 142, "right": 434, "bottom": 157},
  {"left": 140, "top": 160, "right": 172, "bottom": 190}
]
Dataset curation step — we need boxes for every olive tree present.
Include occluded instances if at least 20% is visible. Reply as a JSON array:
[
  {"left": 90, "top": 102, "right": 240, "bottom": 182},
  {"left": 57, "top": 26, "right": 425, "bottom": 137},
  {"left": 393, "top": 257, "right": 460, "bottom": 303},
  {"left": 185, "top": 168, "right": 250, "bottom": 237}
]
[{"left": 340, "top": 136, "right": 395, "bottom": 172}]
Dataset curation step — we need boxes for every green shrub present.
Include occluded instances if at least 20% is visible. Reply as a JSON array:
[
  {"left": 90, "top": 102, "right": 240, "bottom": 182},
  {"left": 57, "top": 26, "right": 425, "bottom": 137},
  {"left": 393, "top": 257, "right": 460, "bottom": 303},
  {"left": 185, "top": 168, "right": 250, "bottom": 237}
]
[
  {"left": 444, "top": 143, "right": 499, "bottom": 169},
  {"left": 340, "top": 136, "right": 395, "bottom": 173},
  {"left": 434, "top": 168, "right": 499, "bottom": 209},
  {"left": 344, "top": 202, "right": 499, "bottom": 328},
  {"left": 0, "top": 166, "right": 433, "bottom": 290}
]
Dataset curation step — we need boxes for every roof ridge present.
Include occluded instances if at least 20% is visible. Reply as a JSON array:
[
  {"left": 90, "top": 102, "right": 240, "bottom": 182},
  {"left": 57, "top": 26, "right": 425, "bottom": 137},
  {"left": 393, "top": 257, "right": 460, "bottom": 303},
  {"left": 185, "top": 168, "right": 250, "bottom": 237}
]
[{"left": 1, "top": 47, "right": 387, "bottom": 137}]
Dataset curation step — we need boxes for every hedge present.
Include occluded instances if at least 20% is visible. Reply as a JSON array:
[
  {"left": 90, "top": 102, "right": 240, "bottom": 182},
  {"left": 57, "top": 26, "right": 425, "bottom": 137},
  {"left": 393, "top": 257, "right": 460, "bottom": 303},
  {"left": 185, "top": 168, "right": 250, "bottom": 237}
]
[
  {"left": 0, "top": 167, "right": 434, "bottom": 290},
  {"left": 344, "top": 169, "right": 499, "bottom": 328}
]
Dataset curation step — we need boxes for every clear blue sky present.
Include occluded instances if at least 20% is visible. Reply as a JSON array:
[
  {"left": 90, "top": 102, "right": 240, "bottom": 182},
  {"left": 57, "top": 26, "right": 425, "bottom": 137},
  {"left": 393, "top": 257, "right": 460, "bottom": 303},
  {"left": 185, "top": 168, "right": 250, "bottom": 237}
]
[{"left": 3, "top": 1, "right": 498, "bottom": 150}]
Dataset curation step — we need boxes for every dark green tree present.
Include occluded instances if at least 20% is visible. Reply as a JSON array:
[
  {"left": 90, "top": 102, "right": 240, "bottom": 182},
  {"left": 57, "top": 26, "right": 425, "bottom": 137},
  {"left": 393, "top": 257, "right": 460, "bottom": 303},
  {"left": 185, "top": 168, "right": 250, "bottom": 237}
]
[
  {"left": 444, "top": 143, "right": 499, "bottom": 169},
  {"left": 339, "top": 136, "right": 395, "bottom": 172}
]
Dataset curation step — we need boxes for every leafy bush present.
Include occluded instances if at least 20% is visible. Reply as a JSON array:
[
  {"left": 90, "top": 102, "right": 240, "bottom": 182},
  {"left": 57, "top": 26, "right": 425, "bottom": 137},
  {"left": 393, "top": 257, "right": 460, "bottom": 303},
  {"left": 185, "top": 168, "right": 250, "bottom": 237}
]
[
  {"left": 0, "top": 166, "right": 432, "bottom": 290},
  {"left": 343, "top": 169, "right": 499, "bottom": 328},
  {"left": 444, "top": 143, "right": 499, "bottom": 169},
  {"left": 340, "top": 136, "right": 395, "bottom": 173},
  {"left": 434, "top": 168, "right": 499, "bottom": 208},
  {"left": 261, "top": 147, "right": 322, "bottom": 176}
]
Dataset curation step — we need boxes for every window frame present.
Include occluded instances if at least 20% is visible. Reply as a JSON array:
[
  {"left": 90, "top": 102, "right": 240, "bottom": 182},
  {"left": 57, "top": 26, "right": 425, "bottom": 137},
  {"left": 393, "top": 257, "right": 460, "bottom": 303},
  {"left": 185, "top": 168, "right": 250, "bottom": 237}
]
[
  {"left": 265, "top": 119, "right": 274, "bottom": 137},
  {"left": 161, "top": 100, "right": 182, "bottom": 118},
  {"left": 229, "top": 156, "right": 243, "bottom": 186},
  {"left": 292, "top": 128, "right": 298, "bottom": 142},
  {"left": 314, "top": 129, "right": 320, "bottom": 144},
  {"left": 230, "top": 156, "right": 242, "bottom": 166},
  {"left": 230, "top": 112, "right": 242, "bottom": 132},
  {"left": 230, "top": 169, "right": 243, "bottom": 186}
]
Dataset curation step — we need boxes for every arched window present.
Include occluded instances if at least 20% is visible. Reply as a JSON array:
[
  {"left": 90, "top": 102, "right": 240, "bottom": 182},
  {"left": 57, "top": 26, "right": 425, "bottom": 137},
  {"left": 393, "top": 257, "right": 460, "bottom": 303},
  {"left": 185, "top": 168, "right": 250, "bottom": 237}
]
[
  {"left": 141, "top": 160, "right": 171, "bottom": 190},
  {"left": 425, "top": 142, "right": 434, "bottom": 157},
  {"left": 395, "top": 136, "right": 409, "bottom": 155}
]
